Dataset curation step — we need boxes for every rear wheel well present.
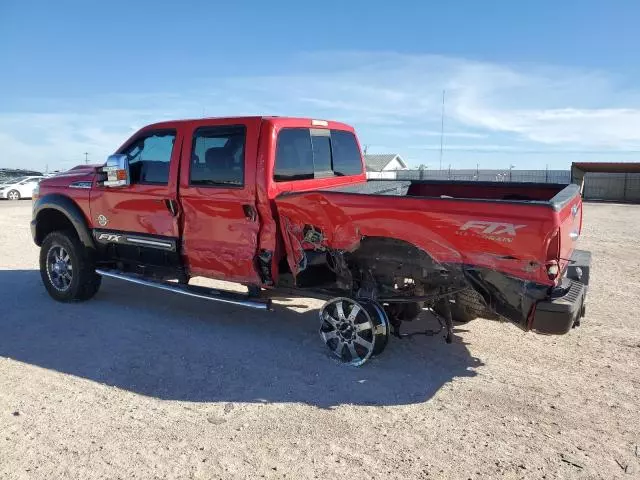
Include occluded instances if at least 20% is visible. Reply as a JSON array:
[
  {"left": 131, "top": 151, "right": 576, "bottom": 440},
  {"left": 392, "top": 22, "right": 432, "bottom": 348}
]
[
  {"left": 349, "top": 237, "right": 447, "bottom": 282},
  {"left": 346, "top": 237, "right": 464, "bottom": 298},
  {"left": 35, "top": 209, "right": 78, "bottom": 245}
]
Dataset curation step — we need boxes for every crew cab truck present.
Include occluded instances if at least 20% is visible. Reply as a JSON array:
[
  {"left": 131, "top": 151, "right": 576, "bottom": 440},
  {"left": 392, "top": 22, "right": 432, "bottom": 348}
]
[{"left": 32, "top": 116, "right": 591, "bottom": 366}]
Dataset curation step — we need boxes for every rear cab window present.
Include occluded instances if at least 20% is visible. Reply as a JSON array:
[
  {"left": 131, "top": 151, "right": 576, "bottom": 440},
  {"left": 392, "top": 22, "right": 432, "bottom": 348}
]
[{"left": 274, "top": 128, "right": 363, "bottom": 181}]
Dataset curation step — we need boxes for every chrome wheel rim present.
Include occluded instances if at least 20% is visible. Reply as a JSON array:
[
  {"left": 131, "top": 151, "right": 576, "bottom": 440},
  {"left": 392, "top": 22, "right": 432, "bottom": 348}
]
[
  {"left": 46, "top": 245, "right": 73, "bottom": 292},
  {"left": 319, "top": 297, "right": 377, "bottom": 366},
  {"left": 8, "top": 191, "right": 18, "bottom": 200}
]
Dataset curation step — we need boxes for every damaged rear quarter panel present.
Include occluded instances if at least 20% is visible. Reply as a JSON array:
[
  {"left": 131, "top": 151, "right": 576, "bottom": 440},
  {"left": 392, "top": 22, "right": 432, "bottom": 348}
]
[{"left": 274, "top": 191, "right": 558, "bottom": 286}]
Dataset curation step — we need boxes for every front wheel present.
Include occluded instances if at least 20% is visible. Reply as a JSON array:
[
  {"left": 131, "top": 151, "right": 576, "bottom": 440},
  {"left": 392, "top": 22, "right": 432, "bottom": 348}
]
[
  {"left": 40, "top": 230, "right": 102, "bottom": 302},
  {"left": 7, "top": 190, "right": 20, "bottom": 200}
]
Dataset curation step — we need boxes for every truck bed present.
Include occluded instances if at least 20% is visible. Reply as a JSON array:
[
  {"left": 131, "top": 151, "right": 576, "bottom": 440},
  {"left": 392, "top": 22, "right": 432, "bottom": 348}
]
[
  {"left": 274, "top": 179, "right": 583, "bottom": 287},
  {"left": 326, "top": 179, "right": 575, "bottom": 208}
]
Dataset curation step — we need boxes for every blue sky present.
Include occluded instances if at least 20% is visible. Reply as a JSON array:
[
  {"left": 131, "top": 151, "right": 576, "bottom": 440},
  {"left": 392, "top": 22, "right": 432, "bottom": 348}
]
[{"left": 1, "top": 0, "right": 639, "bottom": 171}]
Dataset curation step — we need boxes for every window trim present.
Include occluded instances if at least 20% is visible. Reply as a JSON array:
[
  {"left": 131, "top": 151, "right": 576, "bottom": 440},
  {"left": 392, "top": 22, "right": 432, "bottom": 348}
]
[
  {"left": 118, "top": 128, "right": 177, "bottom": 186},
  {"left": 273, "top": 127, "right": 363, "bottom": 182},
  {"left": 188, "top": 124, "right": 247, "bottom": 189}
]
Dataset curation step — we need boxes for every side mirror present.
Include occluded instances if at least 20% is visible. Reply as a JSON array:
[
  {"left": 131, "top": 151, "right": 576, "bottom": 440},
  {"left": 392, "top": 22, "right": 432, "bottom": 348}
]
[{"left": 102, "top": 154, "right": 130, "bottom": 187}]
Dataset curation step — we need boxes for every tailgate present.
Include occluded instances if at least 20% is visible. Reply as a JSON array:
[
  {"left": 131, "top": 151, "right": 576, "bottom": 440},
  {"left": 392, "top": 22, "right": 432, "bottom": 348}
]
[{"left": 551, "top": 186, "right": 584, "bottom": 275}]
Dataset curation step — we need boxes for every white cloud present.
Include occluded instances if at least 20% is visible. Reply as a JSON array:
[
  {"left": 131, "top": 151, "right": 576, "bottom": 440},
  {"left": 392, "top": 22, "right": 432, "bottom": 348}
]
[
  {"left": 2, "top": 51, "right": 640, "bottom": 170},
  {"left": 408, "top": 144, "right": 521, "bottom": 152}
]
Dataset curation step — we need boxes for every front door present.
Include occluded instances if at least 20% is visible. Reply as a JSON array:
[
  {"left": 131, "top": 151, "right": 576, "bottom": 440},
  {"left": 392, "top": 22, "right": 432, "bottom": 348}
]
[
  {"left": 178, "top": 119, "right": 261, "bottom": 284},
  {"left": 89, "top": 128, "right": 183, "bottom": 252}
]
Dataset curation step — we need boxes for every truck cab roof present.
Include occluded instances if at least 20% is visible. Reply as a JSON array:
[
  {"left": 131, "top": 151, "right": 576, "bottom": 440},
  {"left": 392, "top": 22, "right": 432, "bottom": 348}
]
[{"left": 142, "top": 116, "right": 355, "bottom": 132}]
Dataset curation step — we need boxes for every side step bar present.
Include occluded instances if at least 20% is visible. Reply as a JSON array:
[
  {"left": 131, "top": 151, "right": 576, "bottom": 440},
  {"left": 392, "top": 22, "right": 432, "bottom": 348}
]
[{"left": 95, "top": 269, "right": 272, "bottom": 311}]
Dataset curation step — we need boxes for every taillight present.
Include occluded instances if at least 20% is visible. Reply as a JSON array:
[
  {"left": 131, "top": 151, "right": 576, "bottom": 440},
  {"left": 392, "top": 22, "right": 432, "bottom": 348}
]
[
  {"left": 546, "top": 261, "right": 560, "bottom": 281},
  {"left": 546, "top": 227, "right": 560, "bottom": 261},
  {"left": 545, "top": 228, "right": 561, "bottom": 282}
]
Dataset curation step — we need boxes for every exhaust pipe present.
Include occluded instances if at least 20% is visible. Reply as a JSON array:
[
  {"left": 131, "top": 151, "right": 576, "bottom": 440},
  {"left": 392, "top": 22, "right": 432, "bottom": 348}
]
[{"left": 96, "top": 269, "right": 272, "bottom": 310}]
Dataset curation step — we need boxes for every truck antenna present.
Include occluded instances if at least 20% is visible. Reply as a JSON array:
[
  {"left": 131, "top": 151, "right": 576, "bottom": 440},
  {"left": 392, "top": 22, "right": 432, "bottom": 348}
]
[{"left": 439, "top": 89, "right": 446, "bottom": 170}]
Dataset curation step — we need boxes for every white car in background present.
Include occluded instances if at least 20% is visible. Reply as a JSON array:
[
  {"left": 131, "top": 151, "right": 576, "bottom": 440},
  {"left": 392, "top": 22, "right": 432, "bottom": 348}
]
[{"left": 0, "top": 176, "right": 45, "bottom": 200}]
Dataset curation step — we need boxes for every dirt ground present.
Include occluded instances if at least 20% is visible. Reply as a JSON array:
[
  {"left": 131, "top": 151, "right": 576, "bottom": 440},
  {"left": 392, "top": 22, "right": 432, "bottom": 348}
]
[{"left": 0, "top": 200, "right": 638, "bottom": 479}]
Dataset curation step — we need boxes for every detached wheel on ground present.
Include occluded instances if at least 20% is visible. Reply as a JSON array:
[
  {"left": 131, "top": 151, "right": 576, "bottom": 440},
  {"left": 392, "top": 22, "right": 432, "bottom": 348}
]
[
  {"left": 319, "top": 297, "right": 389, "bottom": 366},
  {"left": 39, "top": 230, "right": 102, "bottom": 302},
  {"left": 7, "top": 190, "right": 20, "bottom": 201}
]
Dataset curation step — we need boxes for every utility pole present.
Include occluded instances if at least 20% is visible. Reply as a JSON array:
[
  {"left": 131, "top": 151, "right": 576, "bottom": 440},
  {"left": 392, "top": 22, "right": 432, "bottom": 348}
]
[
  {"left": 439, "top": 89, "right": 445, "bottom": 170},
  {"left": 84, "top": 152, "right": 89, "bottom": 164}
]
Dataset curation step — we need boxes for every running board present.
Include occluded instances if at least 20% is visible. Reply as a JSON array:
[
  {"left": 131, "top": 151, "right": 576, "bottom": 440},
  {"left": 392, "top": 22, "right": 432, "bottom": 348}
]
[{"left": 95, "top": 269, "right": 272, "bottom": 311}]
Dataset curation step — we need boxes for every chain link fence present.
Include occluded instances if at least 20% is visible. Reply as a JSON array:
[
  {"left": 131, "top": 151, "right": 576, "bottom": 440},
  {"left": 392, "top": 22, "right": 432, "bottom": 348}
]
[{"left": 395, "top": 169, "right": 571, "bottom": 183}]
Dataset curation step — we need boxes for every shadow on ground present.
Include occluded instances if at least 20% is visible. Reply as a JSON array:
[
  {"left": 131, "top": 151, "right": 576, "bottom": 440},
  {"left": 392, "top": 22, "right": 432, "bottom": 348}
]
[{"left": 0, "top": 270, "right": 483, "bottom": 408}]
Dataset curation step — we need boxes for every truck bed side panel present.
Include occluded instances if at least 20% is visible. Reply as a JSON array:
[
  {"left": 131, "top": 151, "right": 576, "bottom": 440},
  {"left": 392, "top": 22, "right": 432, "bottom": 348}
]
[{"left": 275, "top": 192, "right": 560, "bottom": 286}]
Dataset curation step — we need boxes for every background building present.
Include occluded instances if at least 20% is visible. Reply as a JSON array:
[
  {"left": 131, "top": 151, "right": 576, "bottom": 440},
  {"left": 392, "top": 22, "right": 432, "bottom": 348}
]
[
  {"left": 571, "top": 162, "right": 640, "bottom": 202},
  {"left": 364, "top": 154, "right": 407, "bottom": 179}
]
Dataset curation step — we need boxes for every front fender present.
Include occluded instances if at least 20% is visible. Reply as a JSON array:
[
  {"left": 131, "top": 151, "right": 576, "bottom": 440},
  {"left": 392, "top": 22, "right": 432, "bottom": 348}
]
[{"left": 32, "top": 193, "right": 95, "bottom": 249}]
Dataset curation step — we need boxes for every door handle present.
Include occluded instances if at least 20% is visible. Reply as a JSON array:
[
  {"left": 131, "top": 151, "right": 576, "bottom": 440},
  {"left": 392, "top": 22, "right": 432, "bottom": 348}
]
[
  {"left": 164, "top": 199, "right": 178, "bottom": 216},
  {"left": 242, "top": 204, "right": 257, "bottom": 221}
]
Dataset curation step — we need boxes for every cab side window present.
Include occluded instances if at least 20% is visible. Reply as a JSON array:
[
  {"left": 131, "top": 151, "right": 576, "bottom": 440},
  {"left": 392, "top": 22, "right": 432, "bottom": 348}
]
[
  {"left": 190, "top": 126, "right": 246, "bottom": 187},
  {"left": 122, "top": 130, "right": 176, "bottom": 185}
]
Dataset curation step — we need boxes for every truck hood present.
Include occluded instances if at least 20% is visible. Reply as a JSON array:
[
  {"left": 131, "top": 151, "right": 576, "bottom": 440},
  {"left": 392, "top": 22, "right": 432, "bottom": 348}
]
[{"left": 39, "top": 164, "right": 101, "bottom": 188}]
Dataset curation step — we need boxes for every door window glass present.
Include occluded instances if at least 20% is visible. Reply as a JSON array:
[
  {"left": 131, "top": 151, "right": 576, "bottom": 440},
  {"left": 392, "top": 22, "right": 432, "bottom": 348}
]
[
  {"left": 190, "top": 126, "right": 246, "bottom": 186},
  {"left": 122, "top": 131, "right": 176, "bottom": 185}
]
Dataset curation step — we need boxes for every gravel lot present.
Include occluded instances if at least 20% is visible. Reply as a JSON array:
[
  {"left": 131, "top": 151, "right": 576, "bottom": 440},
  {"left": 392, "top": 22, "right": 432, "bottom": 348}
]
[{"left": 1, "top": 200, "right": 639, "bottom": 479}]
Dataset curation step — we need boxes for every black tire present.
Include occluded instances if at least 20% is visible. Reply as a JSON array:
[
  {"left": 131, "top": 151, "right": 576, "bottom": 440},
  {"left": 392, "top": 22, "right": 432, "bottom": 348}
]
[
  {"left": 40, "top": 230, "right": 101, "bottom": 302},
  {"left": 437, "top": 289, "right": 490, "bottom": 324},
  {"left": 247, "top": 285, "right": 261, "bottom": 297},
  {"left": 361, "top": 300, "right": 390, "bottom": 356},
  {"left": 7, "top": 190, "right": 20, "bottom": 201}
]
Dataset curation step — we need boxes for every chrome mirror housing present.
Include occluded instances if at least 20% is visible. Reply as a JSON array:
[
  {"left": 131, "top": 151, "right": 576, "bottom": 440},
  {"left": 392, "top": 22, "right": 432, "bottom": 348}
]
[{"left": 102, "top": 154, "right": 130, "bottom": 187}]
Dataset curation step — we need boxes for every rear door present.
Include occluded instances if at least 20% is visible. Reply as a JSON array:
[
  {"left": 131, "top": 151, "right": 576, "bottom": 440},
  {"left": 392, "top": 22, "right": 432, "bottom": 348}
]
[
  {"left": 89, "top": 128, "right": 183, "bottom": 249},
  {"left": 178, "top": 119, "right": 262, "bottom": 284}
]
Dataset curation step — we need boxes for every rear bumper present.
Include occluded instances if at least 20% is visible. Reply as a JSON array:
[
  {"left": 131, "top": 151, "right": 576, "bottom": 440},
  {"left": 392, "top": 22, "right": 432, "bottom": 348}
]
[{"left": 530, "top": 249, "right": 591, "bottom": 335}]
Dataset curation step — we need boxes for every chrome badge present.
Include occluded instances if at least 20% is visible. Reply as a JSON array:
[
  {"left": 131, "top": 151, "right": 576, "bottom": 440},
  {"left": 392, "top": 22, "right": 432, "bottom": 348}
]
[{"left": 97, "top": 214, "right": 108, "bottom": 227}]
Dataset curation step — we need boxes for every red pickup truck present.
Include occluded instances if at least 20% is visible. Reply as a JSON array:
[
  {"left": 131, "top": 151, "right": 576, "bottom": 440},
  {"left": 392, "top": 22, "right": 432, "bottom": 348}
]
[{"left": 32, "top": 116, "right": 590, "bottom": 366}]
